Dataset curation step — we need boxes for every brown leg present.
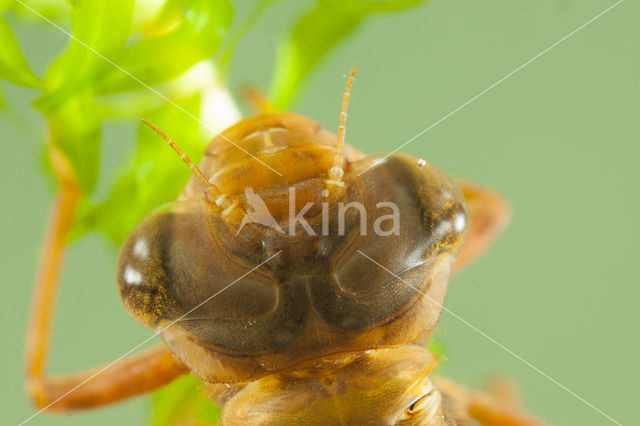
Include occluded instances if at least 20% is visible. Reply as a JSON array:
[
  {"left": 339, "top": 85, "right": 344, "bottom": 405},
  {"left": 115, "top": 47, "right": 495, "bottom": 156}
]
[
  {"left": 486, "top": 378, "right": 522, "bottom": 407},
  {"left": 28, "top": 345, "right": 188, "bottom": 412},
  {"left": 243, "top": 86, "right": 275, "bottom": 114},
  {"left": 25, "top": 149, "right": 187, "bottom": 413},
  {"left": 433, "top": 376, "right": 547, "bottom": 426},
  {"left": 453, "top": 181, "right": 511, "bottom": 273}
]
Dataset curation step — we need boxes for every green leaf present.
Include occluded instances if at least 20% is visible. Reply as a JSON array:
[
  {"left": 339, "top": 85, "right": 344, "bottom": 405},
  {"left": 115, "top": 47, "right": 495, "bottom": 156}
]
[
  {"left": 147, "top": 375, "right": 221, "bottom": 426},
  {"left": 428, "top": 338, "right": 446, "bottom": 360},
  {"left": 428, "top": 337, "right": 448, "bottom": 374},
  {"left": 73, "top": 94, "right": 204, "bottom": 243},
  {"left": 270, "top": 0, "right": 425, "bottom": 108},
  {"left": 0, "top": 14, "right": 41, "bottom": 87},
  {"left": 47, "top": 91, "right": 101, "bottom": 193},
  {"left": 35, "top": 0, "right": 133, "bottom": 110},
  {"left": 96, "top": 0, "right": 232, "bottom": 94},
  {"left": 138, "top": 0, "right": 188, "bottom": 35}
]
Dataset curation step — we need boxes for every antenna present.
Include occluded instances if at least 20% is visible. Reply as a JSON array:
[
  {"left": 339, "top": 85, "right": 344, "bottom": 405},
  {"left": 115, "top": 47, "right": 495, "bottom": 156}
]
[
  {"left": 141, "top": 119, "right": 222, "bottom": 200},
  {"left": 327, "top": 63, "right": 358, "bottom": 188}
]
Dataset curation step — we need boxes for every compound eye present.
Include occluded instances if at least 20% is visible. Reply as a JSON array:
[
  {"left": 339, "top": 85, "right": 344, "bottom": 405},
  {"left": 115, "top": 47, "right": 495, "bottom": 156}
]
[
  {"left": 116, "top": 207, "right": 182, "bottom": 328},
  {"left": 116, "top": 201, "right": 307, "bottom": 353},
  {"left": 309, "top": 154, "right": 467, "bottom": 332}
]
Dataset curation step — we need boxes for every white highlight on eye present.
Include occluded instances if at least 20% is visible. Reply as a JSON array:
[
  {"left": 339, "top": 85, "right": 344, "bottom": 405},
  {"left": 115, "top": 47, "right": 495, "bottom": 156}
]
[
  {"left": 454, "top": 212, "right": 466, "bottom": 232},
  {"left": 133, "top": 238, "right": 150, "bottom": 259},
  {"left": 124, "top": 265, "right": 143, "bottom": 286}
]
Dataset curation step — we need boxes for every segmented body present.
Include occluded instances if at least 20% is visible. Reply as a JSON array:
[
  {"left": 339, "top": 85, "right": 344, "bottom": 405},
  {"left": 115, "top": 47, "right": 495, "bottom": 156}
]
[{"left": 117, "top": 112, "right": 470, "bottom": 424}]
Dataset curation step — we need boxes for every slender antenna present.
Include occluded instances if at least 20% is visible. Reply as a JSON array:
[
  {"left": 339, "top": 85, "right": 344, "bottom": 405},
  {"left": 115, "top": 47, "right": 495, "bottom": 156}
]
[
  {"left": 141, "top": 119, "right": 221, "bottom": 200},
  {"left": 328, "top": 63, "right": 358, "bottom": 187}
]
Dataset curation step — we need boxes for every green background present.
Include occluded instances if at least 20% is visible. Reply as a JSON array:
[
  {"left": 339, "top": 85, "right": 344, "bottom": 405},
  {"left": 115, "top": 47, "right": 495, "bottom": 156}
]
[{"left": 1, "top": 0, "right": 637, "bottom": 424}]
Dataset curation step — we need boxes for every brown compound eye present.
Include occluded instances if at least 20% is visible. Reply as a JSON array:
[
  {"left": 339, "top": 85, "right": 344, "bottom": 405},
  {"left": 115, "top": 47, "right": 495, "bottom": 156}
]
[
  {"left": 116, "top": 201, "right": 307, "bottom": 354},
  {"left": 309, "top": 154, "right": 468, "bottom": 332}
]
